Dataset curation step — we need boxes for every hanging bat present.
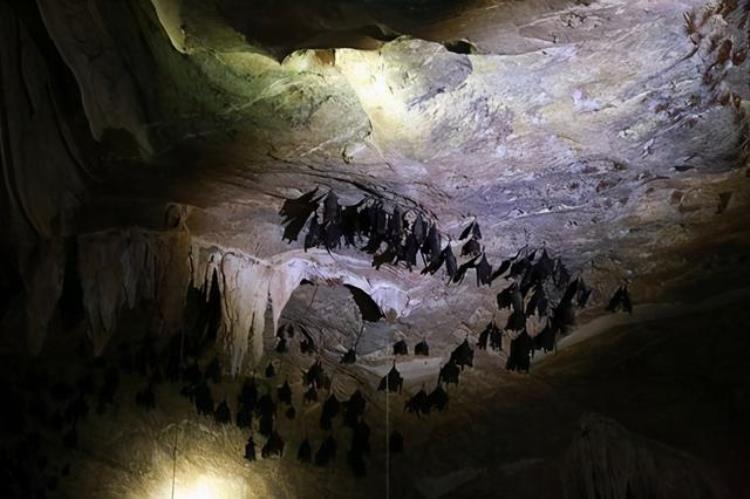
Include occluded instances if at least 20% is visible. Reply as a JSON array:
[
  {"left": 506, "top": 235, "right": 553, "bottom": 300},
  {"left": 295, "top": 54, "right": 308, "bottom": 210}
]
[
  {"left": 341, "top": 348, "right": 357, "bottom": 364},
  {"left": 304, "top": 214, "right": 322, "bottom": 251},
  {"left": 412, "top": 214, "right": 427, "bottom": 245},
  {"left": 387, "top": 206, "right": 403, "bottom": 243},
  {"left": 343, "top": 390, "right": 367, "bottom": 428},
  {"left": 275, "top": 337, "right": 288, "bottom": 353},
  {"left": 505, "top": 309, "right": 526, "bottom": 332},
  {"left": 345, "top": 285, "right": 384, "bottom": 323},
  {"left": 526, "top": 285, "right": 548, "bottom": 317},
  {"left": 372, "top": 244, "right": 398, "bottom": 269},
  {"left": 477, "top": 323, "right": 491, "bottom": 350},
  {"left": 532, "top": 323, "right": 555, "bottom": 353},
  {"left": 489, "top": 324, "right": 503, "bottom": 351},
  {"left": 475, "top": 254, "right": 492, "bottom": 286},
  {"left": 244, "top": 435, "right": 256, "bottom": 462},
  {"left": 259, "top": 413, "right": 274, "bottom": 437},
  {"left": 297, "top": 438, "right": 312, "bottom": 463},
  {"left": 315, "top": 435, "right": 337, "bottom": 466},
  {"left": 606, "top": 285, "right": 632, "bottom": 313},
  {"left": 236, "top": 404, "right": 252, "bottom": 428},
  {"left": 554, "top": 259, "right": 571, "bottom": 288},
  {"left": 421, "top": 224, "right": 441, "bottom": 262},
  {"left": 461, "top": 238, "right": 481, "bottom": 257},
  {"left": 378, "top": 364, "right": 404, "bottom": 393},
  {"left": 261, "top": 431, "right": 284, "bottom": 458},
  {"left": 576, "top": 278, "right": 593, "bottom": 308},
  {"left": 238, "top": 377, "right": 258, "bottom": 411},
  {"left": 450, "top": 339, "right": 474, "bottom": 369},
  {"left": 497, "top": 282, "right": 518, "bottom": 310},
  {"left": 265, "top": 362, "right": 276, "bottom": 378},
  {"left": 428, "top": 384, "right": 448, "bottom": 411},
  {"left": 304, "top": 360, "right": 328, "bottom": 389},
  {"left": 299, "top": 325, "right": 316, "bottom": 354},
  {"left": 452, "top": 255, "right": 479, "bottom": 284},
  {"left": 414, "top": 339, "right": 430, "bottom": 356},
  {"left": 404, "top": 233, "right": 419, "bottom": 270},
  {"left": 404, "top": 388, "right": 430, "bottom": 417},
  {"left": 506, "top": 330, "right": 532, "bottom": 372},
  {"left": 323, "top": 191, "right": 341, "bottom": 226},
  {"left": 459, "top": 221, "right": 482, "bottom": 240},
  {"left": 490, "top": 258, "right": 512, "bottom": 283},
  {"left": 214, "top": 399, "right": 231, "bottom": 424},
  {"left": 320, "top": 394, "right": 340, "bottom": 430},
  {"left": 256, "top": 394, "right": 276, "bottom": 417},
  {"left": 277, "top": 380, "right": 292, "bottom": 405},
  {"left": 304, "top": 385, "right": 318, "bottom": 404},
  {"left": 341, "top": 202, "right": 363, "bottom": 247},
  {"left": 439, "top": 359, "right": 460, "bottom": 385},
  {"left": 280, "top": 188, "right": 322, "bottom": 242},
  {"left": 352, "top": 419, "right": 371, "bottom": 455},
  {"left": 393, "top": 339, "right": 408, "bottom": 356}
]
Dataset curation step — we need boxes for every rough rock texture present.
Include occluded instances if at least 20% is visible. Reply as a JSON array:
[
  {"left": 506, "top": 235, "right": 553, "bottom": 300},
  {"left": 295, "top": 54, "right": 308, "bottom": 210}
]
[{"left": 1, "top": 0, "right": 750, "bottom": 497}]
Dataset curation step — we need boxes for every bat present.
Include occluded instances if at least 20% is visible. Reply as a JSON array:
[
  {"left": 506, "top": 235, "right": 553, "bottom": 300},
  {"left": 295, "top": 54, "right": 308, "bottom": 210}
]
[
  {"left": 304, "top": 385, "right": 318, "bottom": 404},
  {"left": 371, "top": 244, "right": 398, "bottom": 269},
  {"left": 256, "top": 394, "right": 276, "bottom": 418},
  {"left": 414, "top": 339, "right": 429, "bottom": 356},
  {"left": 505, "top": 310, "right": 526, "bottom": 332},
  {"left": 214, "top": 400, "right": 231, "bottom": 424},
  {"left": 378, "top": 364, "right": 404, "bottom": 393},
  {"left": 412, "top": 214, "right": 427, "bottom": 245},
  {"left": 193, "top": 381, "right": 214, "bottom": 416},
  {"left": 497, "top": 282, "right": 518, "bottom": 310},
  {"left": 304, "top": 214, "right": 322, "bottom": 251},
  {"left": 304, "top": 360, "right": 328, "bottom": 389},
  {"left": 275, "top": 337, "right": 288, "bottom": 353},
  {"left": 506, "top": 330, "right": 532, "bottom": 372},
  {"left": 323, "top": 191, "right": 341, "bottom": 226},
  {"left": 280, "top": 188, "right": 322, "bottom": 242},
  {"left": 422, "top": 224, "right": 441, "bottom": 262},
  {"left": 489, "top": 324, "right": 503, "bottom": 351},
  {"left": 554, "top": 259, "right": 571, "bottom": 288},
  {"left": 299, "top": 325, "right": 316, "bottom": 354},
  {"left": 439, "top": 359, "right": 460, "bottom": 385},
  {"left": 315, "top": 435, "right": 337, "bottom": 466},
  {"left": 532, "top": 323, "right": 555, "bottom": 353},
  {"left": 606, "top": 285, "right": 632, "bottom": 313},
  {"left": 452, "top": 255, "right": 479, "bottom": 284},
  {"left": 388, "top": 206, "right": 403, "bottom": 243},
  {"left": 461, "top": 238, "right": 481, "bottom": 257},
  {"left": 450, "top": 339, "right": 474, "bottom": 369},
  {"left": 244, "top": 435, "right": 256, "bottom": 462},
  {"left": 459, "top": 221, "right": 482, "bottom": 240},
  {"left": 261, "top": 431, "right": 284, "bottom": 458},
  {"left": 345, "top": 285, "right": 384, "bottom": 322},
  {"left": 352, "top": 419, "right": 371, "bottom": 455},
  {"left": 404, "top": 388, "right": 430, "bottom": 417},
  {"left": 341, "top": 202, "right": 363, "bottom": 247},
  {"left": 576, "top": 278, "right": 592, "bottom": 308},
  {"left": 341, "top": 348, "right": 357, "bottom": 364},
  {"left": 477, "top": 323, "right": 491, "bottom": 350},
  {"left": 428, "top": 384, "right": 448, "bottom": 411},
  {"left": 259, "top": 413, "right": 274, "bottom": 437},
  {"left": 277, "top": 380, "right": 292, "bottom": 405},
  {"left": 393, "top": 339, "right": 408, "bottom": 356},
  {"left": 238, "top": 377, "right": 258, "bottom": 412},
  {"left": 343, "top": 390, "right": 366, "bottom": 428},
  {"left": 297, "top": 438, "right": 312, "bottom": 463},
  {"left": 444, "top": 245, "right": 458, "bottom": 279},
  {"left": 265, "top": 362, "right": 276, "bottom": 378},
  {"left": 490, "top": 258, "right": 512, "bottom": 283},
  {"left": 526, "top": 285, "right": 548, "bottom": 317},
  {"left": 320, "top": 394, "right": 340, "bottom": 430},
  {"left": 404, "top": 233, "right": 419, "bottom": 269},
  {"left": 236, "top": 403, "right": 252, "bottom": 428},
  {"left": 475, "top": 254, "right": 492, "bottom": 286}
]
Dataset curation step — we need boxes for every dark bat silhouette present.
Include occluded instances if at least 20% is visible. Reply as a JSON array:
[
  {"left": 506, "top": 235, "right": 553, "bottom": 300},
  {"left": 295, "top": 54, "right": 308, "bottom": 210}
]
[
  {"left": 304, "top": 360, "right": 329, "bottom": 389},
  {"left": 452, "top": 255, "right": 479, "bottom": 284},
  {"left": 244, "top": 435, "right": 256, "bottom": 461},
  {"left": 352, "top": 419, "right": 371, "bottom": 455},
  {"left": 372, "top": 244, "right": 398, "bottom": 269},
  {"left": 320, "top": 394, "right": 340, "bottom": 430},
  {"left": 606, "top": 285, "right": 632, "bottom": 313},
  {"left": 404, "top": 233, "right": 419, "bottom": 269},
  {"left": 428, "top": 384, "right": 448, "bottom": 411},
  {"left": 388, "top": 206, "right": 403, "bottom": 243},
  {"left": 304, "top": 385, "right": 318, "bottom": 404},
  {"left": 414, "top": 339, "right": 430, "bottom": 356},
  {"left": 489, "top": 324, "right": 503, "bottom": 351},
  {"left": 450, "top": 339, "right": 474, "bottom": 369},
  {"left": 444, "top": 245, "right": 458, "bottom": 279},
  {"left": 526, "top": 285, "right": 548, "bottom": 317},
  {"left": 404, "top": 388, "right": 430, "bottom": 417},
  {"left": 262, "top": 431, "right": 284, "bottom": 458},
  {"left": 345, "top": 285, "right": 384, "bottom": 323},
  {"left": 378, "top": 364, "right": 404, "bottom": 393},
  {"left": 475, "top": 254, "right": 492, "bottom": 286},
  {"left": 297, "top": 438, "right": 312, "bottom": 463},
  {"left": 280, "top": 188, "right": 321, "bottom": 242},
  {"left": 277, "top": 380, "right": 292, "bottom": 405},
  {"left": 477, "top": 323, "right": 491, "bottom": 350},
  {"left": 259, "top": 413, "right": 274, "bottom": 437},
  {"left": 412, "top": 214, "right": 427, "bottom": 245},
  {"left": 275, "top": 337, "right": 288, "bottom": 353},
  {"left": 532, "top": 323, "right": 555, "bottom": 354},
  {"left": 461, "top": 238, "right": 481, "bottom": 257},
  {"left": 315, "top": 435, "right": 337, "bottom": 466},
  {"left": 422, "top": 224, "right": 441, "bottom": 262},
  {"left": 256, "top": 394, "right": 276, "bottom": 418},
  {"left": 236, "top": 404, "right": 252, "bottom": 428},
  {"left": 490, "top": 258, "right": 512, "bottom": 283},
  {"left": 304, "top": 214, "right": 322, "bottom": 251},
  {"left": 341, "top": 348, "right": 357, "bottom": 364},
  {"left": 323, "top": 191, "right": 341, "bottom": 226},
  {"left": 194, "top": 381, "right": 214, "bottom": 416},
  {"left": 341, "top": 202, "right": 363, "bottom": 247},
  {"left": 393, "top": 339, "right": 408, "bottom": 356},
  {"left": 439, "top": 359, "right": 460, "bottom": 385},
  {"left": 459, "top": 221, "right": 482, "bottom": 240},
  {"left": 265, "top": 363, "right": 276, "bottom": 378},
  {"left": 554, "top": 259, "right": 571, "bottom": 288},
  {"left": 238, "top": 377, "right": 258, "bottom": 412},
  {"left": 497, "top": 282, "right": 518, "bottom": 310},
  {"left": 299, "top": 325, "right": 316, "bottom": 354},
  {"left": 576, "top": 278, "right": 592, "bottom": 308},
  {"left": 214, "top": 400, "right": 231, "bottom": 424},
  {"left": 343, "top": 390, "right": 366, "bottom": 428},
  {"left": 506, "top": 330, "right": 532, "bottom": 372}
]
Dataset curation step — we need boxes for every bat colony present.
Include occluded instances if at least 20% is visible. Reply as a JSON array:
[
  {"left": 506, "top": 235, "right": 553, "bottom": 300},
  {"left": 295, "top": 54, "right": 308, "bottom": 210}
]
[{"left": 2, "top": 188, "right": 634, "bottom": 495}]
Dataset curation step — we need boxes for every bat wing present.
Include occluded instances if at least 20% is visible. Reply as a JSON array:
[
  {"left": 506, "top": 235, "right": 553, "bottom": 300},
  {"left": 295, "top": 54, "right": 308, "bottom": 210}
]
[{"left": 490, "top": 258, "right": 512, "bottom": 282}]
